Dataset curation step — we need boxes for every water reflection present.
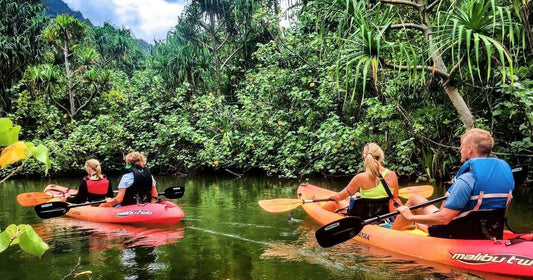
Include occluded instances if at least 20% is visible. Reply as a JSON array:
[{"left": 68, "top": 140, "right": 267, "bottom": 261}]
[{"left": 34, "top": 218, "right": 185, "bottom": 251}]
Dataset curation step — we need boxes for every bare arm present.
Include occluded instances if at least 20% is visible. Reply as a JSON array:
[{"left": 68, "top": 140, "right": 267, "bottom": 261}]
[
  {"left": 330, "top": 174, "right": 362, "bottom": 201},
  {"left": 101, "top": 188, "right": 126, "bottom": 207},
  {"left": 397, "top": 206, "right": 459, "bottom": 225}
]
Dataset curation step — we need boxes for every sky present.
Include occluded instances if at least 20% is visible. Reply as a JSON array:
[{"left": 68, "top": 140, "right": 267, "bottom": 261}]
[{"left": 62, "top": 0, "right": 187, "bottom": 43}]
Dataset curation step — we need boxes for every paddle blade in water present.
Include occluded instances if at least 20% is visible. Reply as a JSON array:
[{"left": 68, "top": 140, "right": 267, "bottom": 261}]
[
  {"left": 315, "top": 216, "right": 364, "bottom": 248},
  {"left": 16, "top": 192, "right": 53, "bottom": 206},
  {"left": 162, "top": 186, "right": 185, "bottom": 199},
  {"left": 34, "top": 201, "right": 69, "bottom": 219},
  {"left": 512, "top": 166, "right": 527, "bottom": 186},
  {"left": 399, "top": 185, "right": 434, "bottom": 199},
  {"left": 258, "top": 199, "right": 303, "bottom": 213}
]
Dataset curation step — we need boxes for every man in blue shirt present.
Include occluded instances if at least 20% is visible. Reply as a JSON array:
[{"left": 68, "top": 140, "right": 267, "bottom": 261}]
[{"left": 391, "top": 128, "right": 514, "bottom": 235}]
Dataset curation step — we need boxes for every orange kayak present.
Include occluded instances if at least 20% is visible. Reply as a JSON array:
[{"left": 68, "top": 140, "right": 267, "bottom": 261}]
[{"left": 297, "top": 183, "right": 533, "bottom": 278}]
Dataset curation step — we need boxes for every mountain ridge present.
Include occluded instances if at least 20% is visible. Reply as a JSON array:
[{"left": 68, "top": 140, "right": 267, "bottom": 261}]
[{"left": 42, "top": 0, "right": 152, "bottom": 47}]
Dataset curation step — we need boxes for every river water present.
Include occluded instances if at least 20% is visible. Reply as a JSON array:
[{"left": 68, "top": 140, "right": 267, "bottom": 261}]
[{"left": 1, "top": 175, "right": 532, "bottom": 280}]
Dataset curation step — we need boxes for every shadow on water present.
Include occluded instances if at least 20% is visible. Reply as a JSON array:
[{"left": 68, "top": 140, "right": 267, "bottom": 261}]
[{"left": 0, "top": 175, "right": 531, "bottom": 279}]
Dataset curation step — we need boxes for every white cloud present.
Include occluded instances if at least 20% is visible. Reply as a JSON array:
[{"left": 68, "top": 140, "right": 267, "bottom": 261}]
[{"left": 62, "top": 0, "right": 185, "bottom": 43}]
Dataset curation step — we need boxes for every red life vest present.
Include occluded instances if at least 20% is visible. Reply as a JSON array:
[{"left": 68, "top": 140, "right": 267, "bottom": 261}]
[{"left": 85, "top": 177, "right": 110, "bottom": 195}]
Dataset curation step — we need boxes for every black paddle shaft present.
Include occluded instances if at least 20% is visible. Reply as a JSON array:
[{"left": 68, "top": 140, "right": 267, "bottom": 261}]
[
  {"left": 34, "top": 200, "right": 105, "bottom": 219},
  {"left": 315, "top": 196, "right": 447, "bottom": 248}
]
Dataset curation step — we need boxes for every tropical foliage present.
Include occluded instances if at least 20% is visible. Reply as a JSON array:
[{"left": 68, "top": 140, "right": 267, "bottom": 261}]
[
  {"left": 0, "top": 117, "right": 50, "bottom": 257},
  {"left": 1, "top": 0, "right": 532, "bottom": 182}
]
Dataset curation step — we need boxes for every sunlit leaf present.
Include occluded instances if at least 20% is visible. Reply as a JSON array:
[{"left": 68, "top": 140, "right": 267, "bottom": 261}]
[
  {"left": 0, "top": 141, "right": 28, "bottom": 168},
  {"left": 4, "top": 224, "right": 19, "bottom": 245},
  {"left": 29, "top": 144, "right": 51, "bottom": 172},
  {"left": 17, "top": 225, "right": 49, "bottom": 258},
  {"left": 0, "top": 230, "right": 10, "bottom": 253},
  {"left": 0, "top": 118, "right": 21, "bottom": 146}
]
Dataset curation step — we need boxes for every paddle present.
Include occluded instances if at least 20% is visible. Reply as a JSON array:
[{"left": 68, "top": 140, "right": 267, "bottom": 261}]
[
  {"left": 34, "top": 186, "right": 186, "bottom": 219},
  {"left": 512, "top": 166, "right": 528, "bottom": 186},
  {"left": 156, "top": 186, "right": 185, "bottom": 199},
  {"left": 17, "top": 192, "right": 66, "bottom": 207},
  {"left": 315, "top": 196, "right": 448, "bottom": 248},
  {"left": 398, "top": 185, "right": 433, "bottom": 199},
  {"left": 258, "top": 185, "right": 434, "bottom": 213},
  {"left": 258, "top": 198, "right": 333, "bottom": 213},
  {"left": 34, "top": 199, "right": 105, "bottom": 219}
]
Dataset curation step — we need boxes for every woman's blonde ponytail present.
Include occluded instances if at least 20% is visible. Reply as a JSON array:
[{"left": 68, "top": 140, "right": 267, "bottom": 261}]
[{"left": 363, "top": 143, "right": 384, "bottom": 182}]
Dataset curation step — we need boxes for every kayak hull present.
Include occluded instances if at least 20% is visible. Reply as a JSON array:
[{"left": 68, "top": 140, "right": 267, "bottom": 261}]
[
  {"left": 44, "top": 186, "right": 184, "bottom": 224},
  {"left": 65, "top": 200, "right": 184, "bottom": 224},
  {"left": 297, "top": 183, "right": 533, "bottom": 278}
]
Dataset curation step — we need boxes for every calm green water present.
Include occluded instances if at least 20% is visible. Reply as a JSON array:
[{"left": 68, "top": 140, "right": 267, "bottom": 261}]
[{"left": 1, "top": 175, "right": 532, "bottom": 280}]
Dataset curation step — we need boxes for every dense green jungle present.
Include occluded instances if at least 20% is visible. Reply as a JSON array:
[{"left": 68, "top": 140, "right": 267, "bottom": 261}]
[{"left": 1, "top": 0, "right": 533, "bottom": 184}]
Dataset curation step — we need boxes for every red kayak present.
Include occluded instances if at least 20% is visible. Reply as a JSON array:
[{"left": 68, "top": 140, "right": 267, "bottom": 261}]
[
  {"left": 63, "top": 200, "right": 184, "bottom": 224},
  {"left": 298, "top": 183, "right": 533, "bottom": 278},
  {"left": 43, "top": 186, "right": 185, "bottom": 224}
]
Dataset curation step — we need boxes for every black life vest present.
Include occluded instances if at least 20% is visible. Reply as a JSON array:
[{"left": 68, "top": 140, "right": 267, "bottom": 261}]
[{"left": 122, "top": 166, "right": 153, "bottom": 206}]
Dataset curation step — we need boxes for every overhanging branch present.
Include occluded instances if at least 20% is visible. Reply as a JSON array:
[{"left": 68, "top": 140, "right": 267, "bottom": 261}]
[
  {"left": 390, "top": 23, "right": 429, "bottom": 33},
  {"left": 378, "top": 0, "right": 424, "bottom": 9}
]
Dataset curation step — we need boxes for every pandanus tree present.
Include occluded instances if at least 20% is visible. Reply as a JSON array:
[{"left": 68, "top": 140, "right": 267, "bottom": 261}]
[
  {"left": 512, "top": 0, "right": 533, "bottom": 54},
  {"left": 93, "top": 23, "right": 146, "bottom": 75},
  {"left": 330, "top": 0, "right": 524, "bottom": 128},
  {"left": 36, "top": 15, "right": 110, "bottom": 119},
  {"left": 160, "top": 0, "right": 273, "bottom": 97},
  {"left": 153, "top": 16, "right": 211, "bottom": 98},
  {"left": 0, "top": 0, "right": 46, "bottom": 113}
]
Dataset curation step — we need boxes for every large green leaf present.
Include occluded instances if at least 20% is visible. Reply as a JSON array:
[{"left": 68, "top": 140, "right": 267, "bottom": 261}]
[
  {"left": 0, "top": 230, "right": 10, "bottom": 253},
  {"left": 17, "top": 225, "right": 49, "bottom": 258},
  {"left": 0, "top": 118, "right": 21, "bottom": 146},
  {"left": 29, "top": 144, "right": 51, "bottom": 172}
]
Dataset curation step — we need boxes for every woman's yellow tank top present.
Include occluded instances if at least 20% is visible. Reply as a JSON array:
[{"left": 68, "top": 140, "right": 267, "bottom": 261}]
[{"left": 359, "top": 169, "right": 395, "bottom": 198}]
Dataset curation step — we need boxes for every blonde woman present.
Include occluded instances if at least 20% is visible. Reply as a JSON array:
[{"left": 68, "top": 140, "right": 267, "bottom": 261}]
[
  {"left": 47, "top": 159, "right": 113, "bottom": 204},
  {"left": 102, "top": 152, "right": 158, "bottom": 207},
  {"left": 324, "top": 143, "right": 400, "bottom": 218}
]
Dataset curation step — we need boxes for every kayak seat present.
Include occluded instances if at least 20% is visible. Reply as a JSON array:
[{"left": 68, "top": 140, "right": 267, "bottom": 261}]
[
  {"left": 347, "top": 197, "right": 390, "bottom": 220},
  {"left": 428, "top": 208, "right": 506, "bottom": 240}
]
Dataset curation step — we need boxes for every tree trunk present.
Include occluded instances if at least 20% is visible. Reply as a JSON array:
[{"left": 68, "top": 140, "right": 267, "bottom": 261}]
[
  {"left": 63, "top": 39, "right": 76, "bottom": 118},
  {"left": 209, "top": 12, "right": 222, "bottom": 97},
  {"left": 417, "top": 0, "right": 475, "bottom": 128},
  {"left": 519, "top": 2, "right": 533, "bottom": 55}
]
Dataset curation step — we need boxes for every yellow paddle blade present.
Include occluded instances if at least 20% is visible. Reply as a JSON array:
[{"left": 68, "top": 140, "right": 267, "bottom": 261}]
[
  {"left": 399, "top": 185, "right": 434, "bottom": 199},
  {"left": 258, "top": 198, "right": 304, "bottom": 213},
  {"left": 16, "top": 192, "right": 53, "bottom": 206}
]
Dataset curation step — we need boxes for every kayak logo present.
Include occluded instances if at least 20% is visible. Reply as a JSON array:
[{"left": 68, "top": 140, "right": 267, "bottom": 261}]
[
  {"left": 114, "top": 210, "right": 153, "bottom": 217},
  {"left": 451, "top": 252, "right": 533, "bottom": 267},
  {"left": 324, "top": 222, "right": 340, "bottom": 231}
]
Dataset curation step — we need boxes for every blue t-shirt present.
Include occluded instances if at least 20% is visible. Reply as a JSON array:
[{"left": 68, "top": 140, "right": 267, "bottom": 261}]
[
  {"left": 444, "top": 172, "right": 476, "bottom": 211},
  {"left": 118, "top": 172, "right": 157, "bottom": 189}
]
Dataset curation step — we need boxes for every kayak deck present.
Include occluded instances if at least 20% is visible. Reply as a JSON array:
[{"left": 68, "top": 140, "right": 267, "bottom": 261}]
[{"left": 297, "top": 183, "right": 533, "bottom": 278}]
